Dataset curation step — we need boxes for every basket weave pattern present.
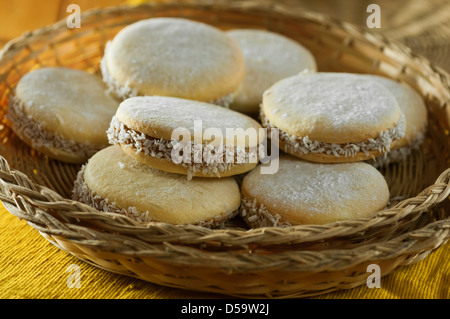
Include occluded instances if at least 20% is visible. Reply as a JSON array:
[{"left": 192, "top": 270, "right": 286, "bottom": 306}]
[{"left": 0, "top": 1, "right": 449, "bottom": 298}]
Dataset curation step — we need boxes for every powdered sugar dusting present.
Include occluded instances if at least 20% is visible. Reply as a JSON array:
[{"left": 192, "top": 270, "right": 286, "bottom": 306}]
[
  {"left": 101, "top": 49, "right": 235, "bottom": 108},
  {"left": 102, "top": 17, "right": 243, "bottom": 103},
  {"left": 116, "top": 96, "right": 261, "bottom": 144},
  {"left": 264, "top": 72, "right": 401, "bottom": 134},
  {"left": 7, "top": 94, "right": 103, "bottom": 159},
  {"left": 241, "top": 156, "right": 389, "bottom": 225},
  {"left": 264, "top": 161, "right": 364, "bottom": 212}
]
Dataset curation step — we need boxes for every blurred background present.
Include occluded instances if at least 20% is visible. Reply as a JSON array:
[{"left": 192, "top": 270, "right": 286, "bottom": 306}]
[{"left": 0, "top": 0, "right": 449, "bottom": 71}]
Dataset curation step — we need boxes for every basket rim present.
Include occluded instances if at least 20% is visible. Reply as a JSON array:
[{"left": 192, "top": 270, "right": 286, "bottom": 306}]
[
  {"left": 2, "top": 166, "right": 449, "bottom": 270},
  {"left": 0, "top": 152, "right": 449, "bottom": 246},
  {"left": 0, "top": 0, "right": 449, "bottom": 247}
]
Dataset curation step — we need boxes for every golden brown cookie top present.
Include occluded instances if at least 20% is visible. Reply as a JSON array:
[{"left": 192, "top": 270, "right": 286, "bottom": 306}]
[{"left": 82, "top": 146, "right": 241, "bottom": 225}]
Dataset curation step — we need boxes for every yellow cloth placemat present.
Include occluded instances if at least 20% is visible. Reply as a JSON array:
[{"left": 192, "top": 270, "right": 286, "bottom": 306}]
[{"left": 1, "top": 201, "right": 449, "bottom": 299}]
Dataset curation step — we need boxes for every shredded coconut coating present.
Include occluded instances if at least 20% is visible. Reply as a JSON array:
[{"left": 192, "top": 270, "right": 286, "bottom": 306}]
[
  {"left": 370, "top": 132, "right": 425, "bottom": 168},
  {"left": 7, "top": 94, "right": 103, "bottom": 159},
  {"left": 260, "top": 111, "right": 406, "bottom": 158},
  {"left": 239, "top": 196, "right": 292, "bottom": 228},
  {"left": 72, "top": 164, "right": 239, "bottom": 227},
  {"left": 107, "top": 116, "right": 258, "bottom": 179},
  {"left": 209, "top": 91, "right": 235, "bottom": 109},
  {"left": 100, "top": 42, "right": 234, "bottom": 108},
  {"left": 100, "top": 47, "right": 139, "bottom": 101}
]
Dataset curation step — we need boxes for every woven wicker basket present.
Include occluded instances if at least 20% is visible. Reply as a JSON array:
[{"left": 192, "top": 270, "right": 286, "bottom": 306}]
[{"left": 0, "top": 1, "right": 449, "bottom": 298}]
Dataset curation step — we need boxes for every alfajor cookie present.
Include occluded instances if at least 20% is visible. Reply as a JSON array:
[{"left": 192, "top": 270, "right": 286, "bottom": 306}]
[
  {"left": 226, "top": 29, "right": 317, "bottom": 114},
  {"left": 107, "top": 96, "right": 263, "bottom": 179},
  {"left": 100, "top": 17, "right": 245, "bottom": 107},
  {"left": 360, "top": 75, "right": 428, "bottom": 167},
  {"left": 73, "top": 145, "right": 241, "bottom": 226},
  {"left": 261, "top": 72, "right": 406, "bottom": 163},
  {"left": 240, "top": 155, "right": 390, "bottom": 227},
  {"left": 7, "top": 67, "right": 119, "bottom": 163}
]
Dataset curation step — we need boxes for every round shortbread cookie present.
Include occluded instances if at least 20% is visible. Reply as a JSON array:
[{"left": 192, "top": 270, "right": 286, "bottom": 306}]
[
  {"left": 240, "top": 155, "right": 390, "bottom": 227},
  {"left": 360, "top": 75, "right": 428, "bottom": 167},
  {"left": 261, "top": 72, "right": 406, "bottom": 163},
  {"left": 101, "top": 17, "right": 245, "bottom": 106},
  {"left": 107, "top": 96, "right": 264, "bottom": 179},
  {"left": 7, "top": 67, "right": 119, "bottom": 163},
  {"left": 226, "top": 29, "right": 317, "bottom": 114},
  {"left": 73, "top": 146, "right": 241, "bottom": 226}
]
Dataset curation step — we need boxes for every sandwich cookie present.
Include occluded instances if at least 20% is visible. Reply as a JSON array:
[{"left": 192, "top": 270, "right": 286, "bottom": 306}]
[
  {"left": 226, "top": 29, "right": 317, "bottom": 114},
  {"left": 73, "top": 146, "right": 241, "bottom": 226},
  {"left": 107, "top": 96, "right": 263, "bottom": 179},
  {"left": 100, "top": 17, "right": 245, "bottom": 107},
  {"left": 361, "top": 75, "right": 428, "bottom": 167},
  {"left": 7, "top": 67, "right": 119, "bottom": 163},
  {"left": 240, "top": 155, "right": 390, "bottom": 227},
  {"left": 261, "top": 72, "right": 406, "bottom": 163}
]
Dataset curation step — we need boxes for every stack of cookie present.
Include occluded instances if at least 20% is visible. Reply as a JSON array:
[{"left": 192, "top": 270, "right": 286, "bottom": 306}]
[
  {"left": 7, "top": 17, "right": 427, "bottom": 228},
  {"left": 241, "top": 71, "right": 427, "bottom": 227},
  {"left": 7, "top": 67, "right": 120, "bottom": 164}
]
